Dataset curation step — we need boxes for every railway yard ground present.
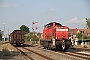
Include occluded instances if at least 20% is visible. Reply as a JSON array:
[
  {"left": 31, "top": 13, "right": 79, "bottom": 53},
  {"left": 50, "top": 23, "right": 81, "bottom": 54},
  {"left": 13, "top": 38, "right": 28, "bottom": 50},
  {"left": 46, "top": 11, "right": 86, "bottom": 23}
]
[
  {"left": 0, "top": 41, "right": 90, "bottom": 60},
  {"left": 0, "top": 41, "right": 28, "bottom": 60}
]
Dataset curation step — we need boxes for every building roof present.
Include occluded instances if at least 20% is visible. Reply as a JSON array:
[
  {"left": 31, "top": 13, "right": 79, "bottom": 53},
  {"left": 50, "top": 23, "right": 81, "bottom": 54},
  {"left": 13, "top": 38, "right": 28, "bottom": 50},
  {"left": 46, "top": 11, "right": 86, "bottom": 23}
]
[{"left": 69, "top": 28, "right": 90, "bottom": 36}]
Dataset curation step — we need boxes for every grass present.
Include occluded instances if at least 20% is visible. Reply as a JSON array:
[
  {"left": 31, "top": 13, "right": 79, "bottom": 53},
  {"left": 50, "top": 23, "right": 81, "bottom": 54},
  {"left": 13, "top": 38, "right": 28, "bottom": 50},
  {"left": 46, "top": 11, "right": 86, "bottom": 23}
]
[
  {"left": 1, "top": 47, "right": 22, "bottom": 56},
  {"left": 0, "top": 41, "right": 3, "bottom": 45},
  {"left": 1, "top": 43, "right": 21, "bottom": 56},
  {"left": 2, "top": 47, "right": 10, "bottom": 56}
]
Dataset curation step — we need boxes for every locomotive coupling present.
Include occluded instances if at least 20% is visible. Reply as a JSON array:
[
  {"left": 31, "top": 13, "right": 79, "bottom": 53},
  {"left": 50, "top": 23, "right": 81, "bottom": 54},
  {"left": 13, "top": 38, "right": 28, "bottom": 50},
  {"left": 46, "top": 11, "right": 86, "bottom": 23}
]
[
  {"left": 62, "top": 40, "right": 64, "bottom": 42},
  {"left": 62, "top": 40, "right": 65, "bottom": 50}
]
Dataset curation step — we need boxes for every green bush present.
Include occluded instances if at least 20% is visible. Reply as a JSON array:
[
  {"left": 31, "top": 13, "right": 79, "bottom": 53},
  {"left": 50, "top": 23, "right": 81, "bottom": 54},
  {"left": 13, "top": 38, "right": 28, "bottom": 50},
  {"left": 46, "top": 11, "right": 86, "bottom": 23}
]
[
  {"left": 25, "top": 36, "right": 30, "bottom": 41},
  {"left": 25, "top": 32, "right": 41, "bottom": 43},
  {"left": 76, "top": 32, "right": 82, "bottom": 39},
  {"left": 0, "top": 41, "right": 3, "bottom": 45},
  {"left": 83, "top": 35, "right": 88, "bottom": 39},
  {"left": 87, "top": 36, "right": 90, "bottom": 39},
  {"left": 78, "top": 39, "right": 90, "bottom": 42}
]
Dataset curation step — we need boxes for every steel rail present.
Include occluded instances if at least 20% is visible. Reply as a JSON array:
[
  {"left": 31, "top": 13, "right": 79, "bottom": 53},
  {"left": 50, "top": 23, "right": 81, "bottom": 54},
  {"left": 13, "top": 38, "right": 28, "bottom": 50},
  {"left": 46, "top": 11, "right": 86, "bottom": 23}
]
[
  {"left": 11, "top": 44, "right": 34, "bottom": 60},
  {"left": 59, "top": 51, "right": 90, "bottom": 60},
  {"left": 23, "top": 47, "right": 53, "bottom": 60}
]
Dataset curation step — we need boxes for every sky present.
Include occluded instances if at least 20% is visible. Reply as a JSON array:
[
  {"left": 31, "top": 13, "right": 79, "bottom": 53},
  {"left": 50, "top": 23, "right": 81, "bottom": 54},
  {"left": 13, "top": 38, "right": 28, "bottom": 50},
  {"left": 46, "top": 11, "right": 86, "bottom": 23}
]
[{"left": 0, "top": 0, "right": 90, "bottom": 34}]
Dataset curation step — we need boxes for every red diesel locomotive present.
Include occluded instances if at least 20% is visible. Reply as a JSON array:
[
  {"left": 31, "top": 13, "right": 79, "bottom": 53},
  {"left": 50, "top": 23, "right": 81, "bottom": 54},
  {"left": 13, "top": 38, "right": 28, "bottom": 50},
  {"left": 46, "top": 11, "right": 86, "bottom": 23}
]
[{"left": 40, "top": 22, "right": 71, "bottom": 51}]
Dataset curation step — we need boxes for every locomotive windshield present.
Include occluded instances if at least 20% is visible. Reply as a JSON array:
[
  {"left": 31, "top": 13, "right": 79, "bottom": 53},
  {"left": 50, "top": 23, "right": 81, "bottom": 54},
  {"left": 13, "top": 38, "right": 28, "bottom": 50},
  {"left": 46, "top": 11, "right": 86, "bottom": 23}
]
[
  {"left": 55, "top": 23, "right": 62, "bottom": 26},
  {"left": 44, "top": 23, "right": 53, "bottom": 29},
  {"left": 44, "top": 22, "right": 62, "bottom": 29}
]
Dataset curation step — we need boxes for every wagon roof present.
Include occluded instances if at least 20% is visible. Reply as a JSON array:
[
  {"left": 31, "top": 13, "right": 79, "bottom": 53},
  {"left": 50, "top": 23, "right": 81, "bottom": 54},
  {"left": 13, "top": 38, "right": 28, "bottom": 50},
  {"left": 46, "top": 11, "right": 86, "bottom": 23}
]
[
  {"left": 9, "top": 30, "right": 24, "bottom": 35},
  {"left": 12, "top": 30, "right": 22, "bottom": 33}
]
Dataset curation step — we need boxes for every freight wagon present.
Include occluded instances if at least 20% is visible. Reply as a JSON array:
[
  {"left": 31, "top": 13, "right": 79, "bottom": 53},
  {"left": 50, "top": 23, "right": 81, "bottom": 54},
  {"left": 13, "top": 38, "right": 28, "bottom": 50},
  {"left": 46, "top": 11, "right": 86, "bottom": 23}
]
[
  {"left": 40, "top": 22, "right": 71, "bottom": 51},
  {"left": 9, "top": 30, "right": 25, "bottom": 46}
]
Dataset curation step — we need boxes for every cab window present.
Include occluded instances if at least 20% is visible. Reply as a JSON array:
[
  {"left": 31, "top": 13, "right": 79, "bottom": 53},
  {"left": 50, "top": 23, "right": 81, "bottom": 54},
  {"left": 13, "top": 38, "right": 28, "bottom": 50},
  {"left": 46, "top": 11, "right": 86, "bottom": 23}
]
[
  {"left": 56, "top": 23, "right": 62, "bottom": 26},
  {"left": 44, "top": 23, "right": 53, "bottom": 29},
  {"left": 44, "top": 25, "right": 47, "bottom": 29},
  {"left": 47, "top": 23, "right": 52, "bottom": 28}
]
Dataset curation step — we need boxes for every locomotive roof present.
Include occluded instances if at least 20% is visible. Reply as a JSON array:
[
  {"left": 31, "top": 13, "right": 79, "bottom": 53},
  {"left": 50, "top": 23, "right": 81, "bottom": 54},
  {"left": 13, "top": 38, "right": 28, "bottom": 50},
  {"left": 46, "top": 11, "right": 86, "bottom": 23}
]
[{"left": 44, "top": 22, "right": 62, "bottom": 27}]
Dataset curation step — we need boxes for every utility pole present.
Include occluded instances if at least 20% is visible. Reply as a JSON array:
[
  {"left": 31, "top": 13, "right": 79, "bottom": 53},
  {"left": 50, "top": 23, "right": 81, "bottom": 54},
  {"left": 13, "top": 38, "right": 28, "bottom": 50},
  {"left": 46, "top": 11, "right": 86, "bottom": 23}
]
[
  {"left": 8, "top": 28, "right": 10, "bottom": 40},
  {"left": 3, "top": 23, "right": 5, "bottom": 43},
  {"left": 8, "top": 28, "right": 9, "bottom": 36},
  {"left": 81, "top": 23, "right": 84, "bottom": 46}
]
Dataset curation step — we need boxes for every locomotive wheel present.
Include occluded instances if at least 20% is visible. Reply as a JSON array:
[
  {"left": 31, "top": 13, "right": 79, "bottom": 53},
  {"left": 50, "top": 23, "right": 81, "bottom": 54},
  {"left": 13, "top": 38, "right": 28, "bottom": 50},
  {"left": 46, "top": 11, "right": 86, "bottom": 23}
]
[
  {"left": 47, "top": 43, "right": 52, "bottom": 50},
  {"left": 55, "top": 47, "right": 58, "bottom": 52}
]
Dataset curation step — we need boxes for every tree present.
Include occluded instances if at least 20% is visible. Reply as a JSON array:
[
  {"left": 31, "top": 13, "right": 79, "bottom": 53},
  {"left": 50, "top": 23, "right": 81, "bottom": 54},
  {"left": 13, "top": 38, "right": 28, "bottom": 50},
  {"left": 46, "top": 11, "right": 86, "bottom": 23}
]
[
  {"left": 76, "top": 32, "right": 88, "bottom": 39},
  {"left": 20, "top": 25, "right": 30, "bottom": 34},
  {"left": 76, "top": 32, "right": 82, "bottom": 39},
  {"left": 29, "top": 32, "right": 40, "bottom": 43},
  {"left": 86, "top": 18, "right": 90, "bottom": 29},
  {"left": 37, "top": 32, "right": 41, "bottom": 39},
  {"left": 25, "top": 32, "right": 41, "bottom": 43},
  {"left": 25, "top": 32, "right": 33, "bottom": 41}
]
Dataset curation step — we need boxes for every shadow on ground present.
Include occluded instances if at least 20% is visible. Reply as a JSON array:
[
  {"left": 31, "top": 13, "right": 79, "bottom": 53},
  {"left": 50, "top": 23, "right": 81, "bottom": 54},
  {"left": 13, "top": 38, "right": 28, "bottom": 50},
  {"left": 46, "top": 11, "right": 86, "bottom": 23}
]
[{"left": 12, "top": 43, "right": 39, "bottom": 47}]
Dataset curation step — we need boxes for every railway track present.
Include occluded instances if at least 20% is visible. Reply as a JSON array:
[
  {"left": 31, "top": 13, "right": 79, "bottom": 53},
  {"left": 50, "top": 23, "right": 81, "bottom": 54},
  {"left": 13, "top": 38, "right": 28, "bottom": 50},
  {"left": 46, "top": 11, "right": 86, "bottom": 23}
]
[
  {"left": 71, "top": 48, "right": 90, "bottom": 51},
  {"left": 11, "top": 43, "right": 90, "bottom": 60},
  {"left": 23, "top": 47, "right": 53, "bottom": 60},
  {"left": 36, "top": 45, "right": 90, "bottom": 60},
  {"left": 11, "top": 44, "right": 34, "bottom": 60},
  {"left": 11, "top": 44, "right": 53, "bottom": 60},
  {"left": 59, "top": 51, "right": 90, "bottom": 60},
  {"left": 15, "top": 47, "right": 34, "bottom": 60}
]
